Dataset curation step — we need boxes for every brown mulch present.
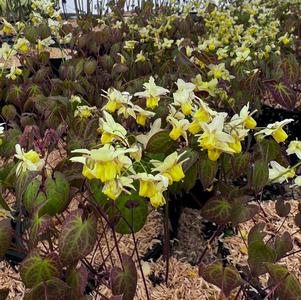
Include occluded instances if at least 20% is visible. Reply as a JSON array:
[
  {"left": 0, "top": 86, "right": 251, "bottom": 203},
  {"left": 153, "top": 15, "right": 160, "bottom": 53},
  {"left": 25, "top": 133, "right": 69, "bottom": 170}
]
[{"left": 1, "top": 195, "right": 300, "bottom": 299}]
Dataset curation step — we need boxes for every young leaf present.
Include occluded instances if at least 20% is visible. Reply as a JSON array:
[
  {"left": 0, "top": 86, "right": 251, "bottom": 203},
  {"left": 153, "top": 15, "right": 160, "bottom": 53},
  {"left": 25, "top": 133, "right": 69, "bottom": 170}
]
[
  {"left": 66, "top": 265, "right": 88, "bottom": 300},
  {"left": 248, "top": 223, "right": 267, "bottom": 245},
  {"left": 266, "top": 263, "right": 301, "bottom": 300},
  {"left": 201, "top": 196, "right": 232, "bottom": 224},
  {"left": 111, "top": 254, "right": 137, "bottom": 300},
  {"left": 275, "top": 199, "right": 291, "bottom": 217},
  {"left": 248, "top": 241, "right": 277, "bottom": 275},
  {"left": 38, "top": 172, "right": 70, "bottom": 217},
  {"left": 198, "top": 153, "right": 218, "bottom": 190},
  {"left": 24, "top": 278, "right": 69, "bottom": 300},
  {"left": 20, "top": 252, "right": 61, "bottom": 288},
  {"left": 230, "top": 197, "right": 259, "bottom": 225},
  {"left": 29, "top": 214, "right": 52, "bottom": 249},
  {"left": 58, "top": 209, "right": 97, "bottom": 265},
  {"left": 0, "top": 219, "right": 13, "bottom": 259},
  {"left": 274, "top": 231, "right": 293, "bottom": 260},
  {"left": 248, "top": 160, "right": 269, "bottom": 194},
  {"left": 201, "top": 261, "right": 242, "bottom": 297}
]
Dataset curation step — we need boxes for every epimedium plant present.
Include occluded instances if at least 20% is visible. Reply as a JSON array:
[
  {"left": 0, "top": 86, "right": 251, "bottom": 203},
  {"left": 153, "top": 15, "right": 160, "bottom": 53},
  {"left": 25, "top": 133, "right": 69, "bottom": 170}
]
[{"left": 0, "top": 0, "right": 301, "bottom": 299}]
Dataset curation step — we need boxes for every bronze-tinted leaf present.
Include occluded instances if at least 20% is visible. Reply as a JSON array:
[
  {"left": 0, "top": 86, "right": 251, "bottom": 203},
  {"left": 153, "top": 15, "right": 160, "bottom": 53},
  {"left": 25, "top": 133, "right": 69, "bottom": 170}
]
[
  {"left": 201, "top": 261, "right": 242, "bottom": 297},
  {"left": 0, "top": 219, "right": 13, "bottom": 259},
  {"left": 275, "top": 199, "right": 291, "bottom": 217},
  {"left": 274, "top": 231, "right": 293, "bottom": 260}
]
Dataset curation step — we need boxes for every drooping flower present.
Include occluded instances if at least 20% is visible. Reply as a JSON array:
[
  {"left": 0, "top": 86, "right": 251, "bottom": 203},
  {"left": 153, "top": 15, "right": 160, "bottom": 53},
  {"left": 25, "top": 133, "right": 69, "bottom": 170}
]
[
  {"left": 14, "top": 38, "right": 30, "bottom": 54},
  {"left": 133, "top": 106, "right": 155, "bottom": 126},
  {"left": 286, "top": 140, "right": 301, "bottom": 159},
  {"left": 0, "top": 43, "right": 16, "bottom": 60},
  {"left": 135, "top": 50, "right": 146, "bottom": 63},
  {"left": 229, "top": 102, "right": 257, "bottom": 129},
  {"left": 198, "top": 113, "right": 235, "bottom": 161},
  {"left": 74, "top": 105, "right": 97, "bottom": 119},
  {"left": 15, "top": 144, "right": 45, "bottom": 176},
  {"left": 124, "top": 40, "right": 138, "bottom": 51},
  {"left": 70, "top": 145, "right": 134, "bottom": 183},
  {"left": 6, "top": 65, "right": 23, "bottom": 80},
  {"left": 192, "top": 75, "right": 218, "bottom": 97},
  {"left": 134, "top": 76, "right": 169, "bottom": 109},
  {"left": 255, "top": 119, "right": 293, "bottom": 143},
  {"left": 166, "top": 116, "right": 190, "bottom": 143},
  {"left": 0, "top": 123, "right": 5, "bottom": 145},
  {"left": 98, "top": 111, "right": 127, "bottom": 144},
  {"left": 102, "top": 88, "right": 129, "bottom": 113},
  {"left": 268, "top": 161, "right": 295, "bottom": 184},
  {"left": 102, "top": 176, "right": 135, "bottom": 200},
  {"left": 136, "top": 118, "right": 163, "bottom": 148},
  {"left": 151, "top": 151, "right": 188, "bottom": 184}
]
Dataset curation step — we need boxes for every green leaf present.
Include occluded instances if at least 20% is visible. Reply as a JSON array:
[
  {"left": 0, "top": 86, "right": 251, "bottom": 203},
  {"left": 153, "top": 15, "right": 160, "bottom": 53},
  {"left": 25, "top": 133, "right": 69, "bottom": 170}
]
[
  {"left": 257, "top": 139, "right": 282, "bottom": 163},
  {"left": 146, "top": 131, "right": 176, "bottom": 155},
  {"left": 201, "top": 261, "right": 242, "bottom": 297},
  {"left": 230, "top": 197, "right": 258, "bottom": 225},
  {"left": 266, "top": 263, "right": 301, "bottom": 300},
  {"left": 23, "top": 178, "right": 44, "bottom": 214},
  {"left": 0, "top": 128, "right": 22, "bottom": 157},
  {"left": 66, "top": 265, "right": 88, "bottom": 300},
  {"left": 38, "top": 172, "right": 70, "bottom": 217},
  {"left": 29, "top": 214, "right": 52, "bottom": 249},
  {"left": 20, "top": 252, "right": 61, "bottom": 288},
  {"left": 248, "top": 241, "right": 276, "bottom": 275},
  {"left": 58, "top": 209, "right": 97, "bottom": 265},
  {"left": 24, "top": 278, "right": 69, "bottom": 300},
  {"left": 248, "top": 223, "right": 267, "bottom": 245},
  {"left": 198, "top": 153, "right": 218, "bottom": 190},
  {"left": 0, "top": 219, "right": 13, "bottom": 259},
  {"left": 248, "top": 160, "right": 269, "bottom": 194},
  {"left": 201, "top": 196, "right": 232, "bottom": 224},
  {"left": 113, "top": 193, "right": 148, "bottom": 234},
  {"left": 111, "top": 254, "right": 137, "bottom": 300},
  {"left": 182, "top": 162, "right": 198, "bottom": 192},
  {"left": 231, "top": 152, "right": 250, "bottom": 178},
  {"left": 274, "top": 231, "right": 293, "bottom": 260}
]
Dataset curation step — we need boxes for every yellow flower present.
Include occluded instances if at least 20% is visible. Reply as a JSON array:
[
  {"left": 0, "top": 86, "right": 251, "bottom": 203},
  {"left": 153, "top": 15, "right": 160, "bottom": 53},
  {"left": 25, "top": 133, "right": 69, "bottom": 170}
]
[
  {"left": 70, "top": 145, "right": 134, "bottom": 183},
  {"left": 2, "top": 20, "right": 14, "bottom": 35},
  {"left": 198, "top": 114, "right": 236, "bottom": 161},
  {"left": 124, "top": 40, "right": 138, "bottom": 51},
  {"left": 230, "top": 102, "right": 257, "bottom": 129},
  {"left": 192, "top": 75, "right": 218, "bottom": 96},
  {"left": 98, "top": 111, "right": 127, "bottom": 144},
  {"left": 151, "top": 151, "right": 188, "bottom": 184},
  {"left": 286, "top": 140, "right": 301, "bottom": 159},
  {"left": 14, "top": 38, "right": 30, "bottom": 54},
  {"left": 255, "top": 119, "right": 293, "bottom": 143},
  {"left": 135, "top": 76, "right": 169, "bottom": 109},
  {"left": 167, "top": 116, "right": 190, "bottom": 143},
  {"left": 15, "top": 144, "right": 45, "bottom": 176},
  {"left": 102, "top": 177, "right": 135, "bottom": 200},
  {"left": 74, "top": 105, "right": 96, "bottom": 119},
  {"left": 133, "top": 106, "right": 155, "bottom": 126},
  {"left": 135, "top": 50, "right": 146, "bottom": 63},
  {"left": 269, "top": 161, "right": 295, "bottom": 184},
  {"left": 6, "top": 65, "right": 22, "bottom": 80},
  {"left": 102, "top": 88, "right": 128, "bottom": 113}
]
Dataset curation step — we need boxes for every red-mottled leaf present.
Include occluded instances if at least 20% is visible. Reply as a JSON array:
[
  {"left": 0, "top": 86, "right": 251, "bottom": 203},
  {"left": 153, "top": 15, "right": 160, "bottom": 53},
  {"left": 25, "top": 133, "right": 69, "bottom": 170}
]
[
  {"left": 58, "top": 209, "right": 97, "bottom": 265},
  {"left": 111, "top": 254, "right": 137, "bottom": 300},
  {"left": 66, "top": 264, "right": 88, "bottom": 300},
  {"left": 274, "top": 231, "right": 293, "bottom": 260}
]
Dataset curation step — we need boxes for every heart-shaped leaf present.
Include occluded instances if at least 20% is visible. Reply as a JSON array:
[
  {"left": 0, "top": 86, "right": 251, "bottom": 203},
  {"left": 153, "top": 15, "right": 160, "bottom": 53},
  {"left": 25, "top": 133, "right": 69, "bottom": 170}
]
[
  {"left": 59, "top": 209, "right": 97, "bottom": 265},
  {"left": 24, "top": 278, "right": 69, "bottom": 300},
  {"left": 0, "top": 219, "right": 13, "bottom": 259},
  {"left": 266, "top": 263, "right": 301, "bottom": 300},
  {"left": 38, "top": 172, "right": 70, "bottom": 217},
  {"left": 20, "top": 252, "right": 61, "bottom": 288},
  {"left": 201, "top": 196, "right": 232, "bottom": 224},
  {"left": 146, "top": 131, "right": 176, "bottom": 154},
  {"left": 199, "top": 153, "right": 218, "bottom": 190},
  {"left": 111, "top": 254, "right": 137, "bottom": 300},
  {"left": 248, "top": 223, "right": 267, "bottom": 245},
  {"left": 274, "top": 231, "right": 293, "bottom": 260},
  {"left": 29, "top": 214, "right": 52, "bottom": 249},
  {"left": 248, "top": 160, "right": 269, "bottom": 194},
  {"left": 230, "top": 197, "right": 259, "bottom": 225},
  {"left": 275, "top": 199, "right": 291, "bottom": 217},
  {"left": 201, "top": 261, "right": 242, "bottom": 297},
  {"left": 248, "top": 241, "right": 277, "bottom": 275},
  {"left": 66, "top": 265, "right": 88, "bottom": 300}
]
